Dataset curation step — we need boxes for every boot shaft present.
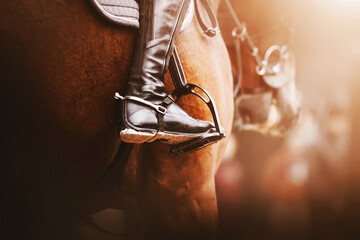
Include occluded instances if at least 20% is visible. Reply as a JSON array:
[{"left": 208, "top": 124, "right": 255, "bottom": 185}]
[{"left": 127, "top": 0, "right": 191, "bottom": 102}]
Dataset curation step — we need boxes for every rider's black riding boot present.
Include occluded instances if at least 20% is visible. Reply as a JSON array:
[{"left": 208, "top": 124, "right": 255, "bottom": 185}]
[{"left": 117, "top": 0, "right": 219, "bottom": 146}]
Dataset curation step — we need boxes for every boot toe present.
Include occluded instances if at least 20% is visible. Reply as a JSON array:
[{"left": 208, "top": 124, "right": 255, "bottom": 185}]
[
  {"left": 163, "top": 103, "right": 215, "bottom": 134},
  {"left": 124, "top": 101, "right": 216, "bottom": 134}
]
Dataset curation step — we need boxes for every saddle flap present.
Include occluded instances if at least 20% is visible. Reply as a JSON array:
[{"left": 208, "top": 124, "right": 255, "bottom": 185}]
[
  {"left": 91, "top": 0, "right": 195, "bottom": 31},
  {"left": 91, "top": 0, "right": 140, "bottom": 28}
]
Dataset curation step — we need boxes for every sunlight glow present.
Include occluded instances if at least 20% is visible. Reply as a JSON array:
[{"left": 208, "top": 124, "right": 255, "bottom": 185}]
[
  {"left": 321, "top": 0, "right": 360, "bottom": 11},
  {"left": 287, "top": 161, "right": 309, "bottom": 186}
]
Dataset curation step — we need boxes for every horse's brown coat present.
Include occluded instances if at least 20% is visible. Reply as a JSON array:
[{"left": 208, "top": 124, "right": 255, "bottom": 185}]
[{"left": 0, "top": 0, "right": 233, "bottom": 239}]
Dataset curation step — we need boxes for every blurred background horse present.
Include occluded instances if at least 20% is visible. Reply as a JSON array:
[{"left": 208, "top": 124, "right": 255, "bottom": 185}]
[{"left": 215, "top": 0, "right": 360, "bottom": 239}]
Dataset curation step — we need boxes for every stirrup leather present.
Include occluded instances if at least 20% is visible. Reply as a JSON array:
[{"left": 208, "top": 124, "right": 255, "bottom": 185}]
[{"left": 168, "top": 47, "right": 226, "bottom": 155}]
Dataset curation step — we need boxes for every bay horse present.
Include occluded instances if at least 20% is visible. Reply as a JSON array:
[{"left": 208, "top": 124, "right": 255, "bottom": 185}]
[
  {"left": 215, "top": 0, "right": 301, "bottom": 238},
  {"left": 0, "top": 0, "right": 233, "bottom": 239},
  {"left": 218, "top": 0, "right": 301, "bottom": 136}
]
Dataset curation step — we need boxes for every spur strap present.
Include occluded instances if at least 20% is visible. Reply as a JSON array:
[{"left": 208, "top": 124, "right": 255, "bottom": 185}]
[
  {"left": 115, "top": 93, "right": 175, "bottom": 132},
  {"left": 115, "top": 93, "right": 168, "bottom": 115}
]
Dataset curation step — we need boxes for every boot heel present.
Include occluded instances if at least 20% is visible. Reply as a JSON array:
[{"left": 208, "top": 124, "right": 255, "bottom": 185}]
[{"left": 120, "top": 129, "right": 158, "bottom": 143}]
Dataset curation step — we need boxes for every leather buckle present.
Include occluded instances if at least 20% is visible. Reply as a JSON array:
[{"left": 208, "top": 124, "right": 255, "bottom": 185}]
[
  {"left": 204, "top": 28, "right": 218, "bottom": 37},
  {"left": 156, "top": 106, "right": 167, "bottom": 115}
]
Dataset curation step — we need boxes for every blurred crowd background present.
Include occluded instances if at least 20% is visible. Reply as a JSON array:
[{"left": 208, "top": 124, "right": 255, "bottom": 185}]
[{"left": 215, "top": 0, "right": 360, "bottom": 239}]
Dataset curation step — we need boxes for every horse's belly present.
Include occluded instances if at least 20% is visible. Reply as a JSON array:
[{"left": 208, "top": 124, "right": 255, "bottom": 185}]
[{"left": 0, "top": 0, "right": 136, "bottom": 203}]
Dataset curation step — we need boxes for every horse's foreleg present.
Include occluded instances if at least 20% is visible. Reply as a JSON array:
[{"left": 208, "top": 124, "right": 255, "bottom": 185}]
[{"left": 128, "top": 144, "right": 219, "bottom": 239}]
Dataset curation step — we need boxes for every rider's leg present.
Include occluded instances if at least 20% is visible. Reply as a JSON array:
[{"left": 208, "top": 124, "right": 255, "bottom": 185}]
[{"left": 119, "top": 0, "right": 218, "bottom": 144}]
